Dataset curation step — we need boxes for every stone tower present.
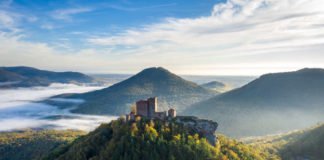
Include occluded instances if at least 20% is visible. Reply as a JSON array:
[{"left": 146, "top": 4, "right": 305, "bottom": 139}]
[
  {"left": 168, "top": 108, "right": 176, "bottom": 118},
  {"left": 147, "top": 97, "right": 157, "bottom": 118},
  {"left": 136, "top": 100, "right": 148, "bottom": 117}
]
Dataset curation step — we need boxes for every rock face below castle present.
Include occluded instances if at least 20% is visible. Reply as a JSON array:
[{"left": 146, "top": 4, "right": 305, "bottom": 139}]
[{"left": 174, "top": 116, "right": 218, "bottom": 146}]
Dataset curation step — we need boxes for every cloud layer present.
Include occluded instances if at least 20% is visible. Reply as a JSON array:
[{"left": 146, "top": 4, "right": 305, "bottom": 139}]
[
  {"left": 1, "top": 0, "right": 324, "bottom": 75},
  {"left": 0, "top": 84, "right": 117, "bottom": 132}
]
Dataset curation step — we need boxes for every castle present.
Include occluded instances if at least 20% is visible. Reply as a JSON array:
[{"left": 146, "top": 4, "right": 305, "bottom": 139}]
[
  {"left": 125, "top": 97, "right": 218, "bottom": 146},
  {"left": 126, "top": 97, "right": 176, "bottom": 121}
]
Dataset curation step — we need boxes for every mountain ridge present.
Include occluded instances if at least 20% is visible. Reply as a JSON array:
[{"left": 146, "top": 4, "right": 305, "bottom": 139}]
[
  {"left": 0, "top": 66, "right": 96, "bottom": 88},
  {"left": 56, "top": 67, "right": 215, "bottom": 115},
  {"left": 185, "top": 68, "right": 324, "bottom": 137}
]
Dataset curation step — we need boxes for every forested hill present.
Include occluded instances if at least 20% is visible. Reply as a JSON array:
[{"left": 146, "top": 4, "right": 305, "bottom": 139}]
[
  {"left": 247, "top": 123, "right": 324, "bottom": 160},
  {"left": 185, "top": 68, "right": 324, "bottom": 137},
  {"left": 0, "top": 66, "right": 96, "bottom": 88},
  {"left": 59, "top": 67, "right": 214, "bottom": 115},
  {"left": 44, "top": 117, "right": 274, "bottom": 160},
  {"left": 0, "top": 130, "right": 85, "bottom": 160},
  {"left": 1, "top": 122, "right": 322, "bottom": 160}
]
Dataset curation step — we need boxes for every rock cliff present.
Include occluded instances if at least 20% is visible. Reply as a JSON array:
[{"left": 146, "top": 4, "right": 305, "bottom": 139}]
[{"left": 174, "top": 116, "right": 218, "bottom": 145}]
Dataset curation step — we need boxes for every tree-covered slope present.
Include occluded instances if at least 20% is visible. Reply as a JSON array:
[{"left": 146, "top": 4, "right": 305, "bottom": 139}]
[
  {"left": 0, "top": 68, "right": 24, "bottom": 82},
  {"left": 0, "top": 130, "right": 85, "bottom": 160},
  {"left": 44, "top": 118, "right": 274, "bottom": 160},
  {"left": 185, "top": 68, "right": 324, "bottom": 137},
  {"left": 0, "top": 66, "right": 95, "bottom": 88},
  {"left": 59, "top": 67, "right": 214, "bottom": 115},
  {"left": 246, "top": 123, "right": 324, "bottom": 160}
]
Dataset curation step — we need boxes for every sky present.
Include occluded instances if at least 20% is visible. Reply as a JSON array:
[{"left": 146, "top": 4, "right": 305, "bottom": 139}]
[{"left": 0, "top": 0, "right": 324, "bottom": 75}]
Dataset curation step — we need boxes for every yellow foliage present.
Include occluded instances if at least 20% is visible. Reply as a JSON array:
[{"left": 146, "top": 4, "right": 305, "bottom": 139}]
[
  {"left": 228, "top": 150, "right": 240, "bottom": 160},
  {"left": 162, "top": 126, "right": 170, "bottom": 133},
  {"left": 135, "top": 116, "right": 141, "bottom": 122},
  {"left": 130, "top": 123, "right": 138, "bottom": 136},
  {"left": 220, "top": 155, "right": 229, "bottom": 160},
  {"left": 149, "top": 120, "right": 155, "bottom": 127},
  {"left": 145, "top": 124, "right": 158, "bottom": 138},
  {"left": 173, "top": 134, "right": 181, "bottom": 141}
]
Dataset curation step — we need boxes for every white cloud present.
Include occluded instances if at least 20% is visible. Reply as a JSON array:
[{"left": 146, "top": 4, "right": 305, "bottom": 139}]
[
  {"left": 0, "top": 1, "right": 37, "bottom": 32},
  {"left": 86, "top": 0, "right": 324, "bottom": 75},
  {"left": 1, "top": 0, "right": 324, "bottom": 75},
  {"left": 0, "top": 10, "right": 14, "bottom": 27},
  {"left": 0, "top": 32, "right": 105, "bottom": 71},
  {"left": 89, "top": 0, "right": 324, "bottom": 47},
  {"left": 0, "top": 10, "right": 21, "bottom": 32},
  {"left": 0, "top": 85, "right": 117, "bottom": 132},
  {"left": 51, "top": 7, "right": 93, "bottom": 20}
]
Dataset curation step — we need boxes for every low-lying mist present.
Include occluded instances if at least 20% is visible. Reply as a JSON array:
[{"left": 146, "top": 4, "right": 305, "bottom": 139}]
[
  {"left": 0, "top": 83, "right": 118, "bottom": 132},
  {"left": 203, "top": 106, "right": 324, "bottom": 138}
]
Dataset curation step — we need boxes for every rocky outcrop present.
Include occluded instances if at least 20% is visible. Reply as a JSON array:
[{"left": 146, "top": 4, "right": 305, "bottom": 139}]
[{"left": 174, "top": 116, "right": 218, "bottom": 146}]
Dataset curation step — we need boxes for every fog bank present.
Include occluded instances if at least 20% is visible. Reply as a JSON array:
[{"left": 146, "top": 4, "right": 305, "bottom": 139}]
[{"left": 0, "top": 83, "right": 117, "bottom": 132}]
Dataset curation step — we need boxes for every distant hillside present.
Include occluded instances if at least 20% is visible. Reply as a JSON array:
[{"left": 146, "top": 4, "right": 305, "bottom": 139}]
[
  {"left": 44, "top": 118, "right": 273, "bottom": 160},
  {"left": 200, "top": 81, "right": 229, "bottom": 93},
  {"left": 0, "top": 130, "right": 85, "bottom": 160},
  {"left": 185, "top": 68, "right": 324, "bottom": 137},
  {"left": 246, "top": 123, "right": 324, "bottom": 160},
  {"left": 57, "top": 67, "right": 214, "bottom": 115},
  {"left": 0, "top": 66, "right": 96, "bottom": 88}
]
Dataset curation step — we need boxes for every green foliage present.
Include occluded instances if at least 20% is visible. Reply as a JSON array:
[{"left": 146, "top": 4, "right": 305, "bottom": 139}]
[
  {"left": 279, "top": 124, "right": 324, "bottom": 160},
  {"left": 0, "top": 130, "right": 85, "bottom": 160},
  {"left": 246, "top": 123, "right": 324, "bottom": 160},
  {"left": 45, "top": 118, "right": 271, "bottom": 160}
]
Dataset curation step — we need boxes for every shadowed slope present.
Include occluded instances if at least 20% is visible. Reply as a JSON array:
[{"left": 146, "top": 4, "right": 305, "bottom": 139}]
[
  {"left": 186, "top": 68, "right": 324, "bottom": 137},
  {"left": 61, "top": 67, "right": 214, "bottom": 115},
  {"left": 0, "top": 66, "right": 95, "bottom": 87}
]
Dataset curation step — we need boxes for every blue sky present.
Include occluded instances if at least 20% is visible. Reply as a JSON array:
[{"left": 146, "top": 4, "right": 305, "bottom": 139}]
[
  {"left": 1, "top": 0, "right": 324, "bottom": 75},
  {"left": 6, "top": 0, "right": 221, "bottom": 50}
]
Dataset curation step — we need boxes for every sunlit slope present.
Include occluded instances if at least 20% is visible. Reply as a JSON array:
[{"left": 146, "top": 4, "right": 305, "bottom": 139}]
[
  {"left": 246, "top": 123, "right": 324, "bottom": 160},
  {"left": 44, "top": 118, "right": 274, "bottom": 160},
  {"left": 279, "top": 124, "right": 324, "bottom": 160}
]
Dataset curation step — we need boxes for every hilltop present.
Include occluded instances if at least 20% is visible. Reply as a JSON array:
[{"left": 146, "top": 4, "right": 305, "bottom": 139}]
[
  {"left": 0, "top": 66, "right": 96, "bottom": 88},
  {"left": 1, "top": 122, "right": 322, "bottom": 160},
  {"left": 56, "top": 67, "right": 214, "bottom": 115},
  {"left": 44, "top": 117, "right": 273, "bottom": 160},
  {"left": 185, "top": 68, "right": 324, "bottom": 137},
  {"left": 200, "top": 81, "right": 228, "bottom": 93}
]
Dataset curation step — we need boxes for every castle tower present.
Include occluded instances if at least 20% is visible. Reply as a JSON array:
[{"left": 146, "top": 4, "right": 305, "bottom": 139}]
[
  {"left": 147, "top": 97, "right": 157, "bottom": 118},
  {"left": 136, "top": 100, "right": 149, "bottom": 117},
  {"left": 168, "top": 108, "right": 176, "bottom": 118}
]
